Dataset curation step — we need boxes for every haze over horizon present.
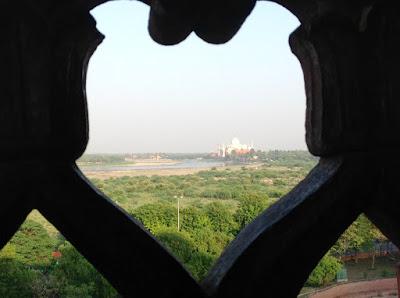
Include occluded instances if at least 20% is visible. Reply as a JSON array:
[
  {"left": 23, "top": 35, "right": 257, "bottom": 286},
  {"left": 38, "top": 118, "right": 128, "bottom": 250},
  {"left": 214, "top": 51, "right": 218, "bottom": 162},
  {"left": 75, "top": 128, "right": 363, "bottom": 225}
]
[{"left": 85, "top": 2, "right": 306, "bottom": 154}]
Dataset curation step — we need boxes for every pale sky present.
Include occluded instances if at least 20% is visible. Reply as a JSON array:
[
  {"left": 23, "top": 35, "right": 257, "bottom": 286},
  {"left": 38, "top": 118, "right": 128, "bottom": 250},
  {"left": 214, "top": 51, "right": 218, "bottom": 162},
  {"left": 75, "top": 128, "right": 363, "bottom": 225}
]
[{"left": 85, "top": 1, "right": 306, "bottom": 153}]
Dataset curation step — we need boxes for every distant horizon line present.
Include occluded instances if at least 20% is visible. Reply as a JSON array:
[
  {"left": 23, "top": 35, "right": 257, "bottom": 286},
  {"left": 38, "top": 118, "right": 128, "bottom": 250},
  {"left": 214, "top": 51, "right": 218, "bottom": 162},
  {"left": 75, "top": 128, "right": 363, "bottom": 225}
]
[{"left": 82, "top": 149, "right": 309, "bottom": 155}]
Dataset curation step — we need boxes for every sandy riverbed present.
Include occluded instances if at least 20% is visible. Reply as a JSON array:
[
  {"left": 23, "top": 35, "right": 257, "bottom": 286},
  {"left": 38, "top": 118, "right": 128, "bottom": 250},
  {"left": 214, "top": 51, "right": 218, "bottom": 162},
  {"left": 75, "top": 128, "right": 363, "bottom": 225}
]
[
  {"left": 83, "top": 167, "right": 209, "bottom": 179},
  {"left": 81, "top": 162, "right": 265, "bottom": 180}
]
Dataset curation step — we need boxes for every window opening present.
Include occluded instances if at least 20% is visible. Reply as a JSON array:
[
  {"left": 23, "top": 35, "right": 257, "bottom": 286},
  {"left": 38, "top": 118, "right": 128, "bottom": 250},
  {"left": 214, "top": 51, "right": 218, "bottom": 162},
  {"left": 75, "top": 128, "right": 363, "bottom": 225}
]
[{"left": 82, "top": 0, "right": 309, "bottom": 284}]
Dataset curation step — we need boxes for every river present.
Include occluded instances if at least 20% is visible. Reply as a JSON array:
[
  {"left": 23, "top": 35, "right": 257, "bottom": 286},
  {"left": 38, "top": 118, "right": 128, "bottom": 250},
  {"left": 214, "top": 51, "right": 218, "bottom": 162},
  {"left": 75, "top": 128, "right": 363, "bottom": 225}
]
[{"left": 78, "top": 159, "right": 226, "bottom": 172}]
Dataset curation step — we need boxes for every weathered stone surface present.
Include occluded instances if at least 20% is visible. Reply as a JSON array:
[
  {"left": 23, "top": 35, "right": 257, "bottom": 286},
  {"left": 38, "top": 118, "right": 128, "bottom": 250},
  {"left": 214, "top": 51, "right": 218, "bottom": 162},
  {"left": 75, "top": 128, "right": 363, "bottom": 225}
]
[
  {"left": 147, "top": 0, "right": 256, "bottom": 45},
  {"left": 290, "top": 17, "right": 369, "bottom": 156},
  {"left": 204, "top": 155, "right": 377, "bottom": 297},
  {"left": 0, "top": 2, "right": 102, "bottom": 161},
  {"left": 0, "top": 1, "right": 399, "bottom": 297}
]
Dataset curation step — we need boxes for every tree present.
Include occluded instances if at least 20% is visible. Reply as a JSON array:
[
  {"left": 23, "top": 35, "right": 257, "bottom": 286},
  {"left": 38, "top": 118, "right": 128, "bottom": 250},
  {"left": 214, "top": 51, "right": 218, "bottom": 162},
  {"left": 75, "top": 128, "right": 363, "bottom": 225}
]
[
  {"left": 131, "top": 203, "right": 177, "bottom": 232},
  {"left": 9, "top": 220, "right": 56, "bottom": 267},
  {"left": 204, "top": 202, "right": 238, "bottom": 235},
  {"left": 234, "top": 193, "right": 271, "bottom": 230},
  {"left": 190, "top": 228, "right": 232, "bottom": 257},
  {"left": 306, "top": 254, "right": 342, "bottom": 287},
  {"left": 0, "top": 259, "right": 39, "bottom": 297},
  {"left": 0, "top": 243, "right": 16, "bottom": 259},
  {"left": 50, "top": 242, "right": 118, "bottom": 297},
  {"left": 181, "top": 207, "right": 212, "bottom": 232},
  {"left": 155, "top": 227, "right": 197, "bottom": 263},
  {"left": 155, "top": 227, "right": 215, "bottom": 280},
  {"left": 331, "top": 215, "right": 386, "bottom": 266}
]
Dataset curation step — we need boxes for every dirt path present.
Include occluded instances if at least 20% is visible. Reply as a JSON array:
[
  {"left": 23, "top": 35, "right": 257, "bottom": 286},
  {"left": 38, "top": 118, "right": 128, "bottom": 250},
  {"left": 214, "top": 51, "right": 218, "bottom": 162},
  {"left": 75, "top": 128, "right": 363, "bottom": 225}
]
[{"left": 309, "top": 278, "right": 398, "bottom": 298}]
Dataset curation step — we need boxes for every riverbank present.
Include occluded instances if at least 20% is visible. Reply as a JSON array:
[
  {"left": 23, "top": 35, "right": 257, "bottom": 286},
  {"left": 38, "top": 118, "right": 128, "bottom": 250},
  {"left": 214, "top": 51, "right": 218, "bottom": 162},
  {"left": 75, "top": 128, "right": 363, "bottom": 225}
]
[
  {"left": 82, "top": 167, "right": 213, "bottom": 179},
  {"left": 79, "top": 159, "right": 227, "bottom": 179}
]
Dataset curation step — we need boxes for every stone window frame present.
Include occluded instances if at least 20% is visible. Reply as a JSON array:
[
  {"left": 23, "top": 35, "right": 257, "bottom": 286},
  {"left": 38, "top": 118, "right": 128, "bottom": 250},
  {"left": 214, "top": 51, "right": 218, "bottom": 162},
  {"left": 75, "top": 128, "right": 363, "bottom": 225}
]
[{"left": 0, "top": 1, "right": 398, "bottom": 297}]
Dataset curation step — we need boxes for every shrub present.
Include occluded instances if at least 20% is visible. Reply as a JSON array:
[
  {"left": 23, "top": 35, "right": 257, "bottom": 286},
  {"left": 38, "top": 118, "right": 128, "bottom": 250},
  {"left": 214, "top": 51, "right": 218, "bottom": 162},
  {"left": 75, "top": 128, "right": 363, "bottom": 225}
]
[
  {"left": 131, "top": 203, "right": 177, "bottom": 232},
  {"left": 0, "top": 243, "right": 16, "bottom": 259},
  {"left": 185, "top": 252, "right": 215, "bottom": 281},
  {"left": 204, "top": 202, "right": 238, "bottom": 234},
  {"left": 306, "top": 254, "right": 342, "bottom": 287},
  {"left": 10, "top": 220, "right": 56, "bottom": 266},
  {"left": 200, "top": 190, "right": 217, "bottom": 198},
  {"left": 0, "top": 259, "right": 39, "bottom": 297},
  {"left": 181, "top": 207, "right": 212, "bottom": 232},
  {"left": 155, "top": 227, "right": 215, "bottom": 280},
  {"left": 51, "top": 243, "right": 118, "bottom": 297},
  {"left": 234, "top": 193, "right": 270, "bottom": 230},
  {"left": 190, "top": 228, "right": 232, "bottom": 257},
  {"left": 215, "top": 190, "right": 232, "bottom": 200}
]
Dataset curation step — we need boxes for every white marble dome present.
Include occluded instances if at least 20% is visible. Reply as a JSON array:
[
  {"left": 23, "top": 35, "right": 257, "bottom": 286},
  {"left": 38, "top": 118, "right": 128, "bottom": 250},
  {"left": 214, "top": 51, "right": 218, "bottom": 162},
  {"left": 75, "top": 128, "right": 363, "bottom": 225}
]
[{"left": 232, "top": 138, "right": 240, "bottom": 146}]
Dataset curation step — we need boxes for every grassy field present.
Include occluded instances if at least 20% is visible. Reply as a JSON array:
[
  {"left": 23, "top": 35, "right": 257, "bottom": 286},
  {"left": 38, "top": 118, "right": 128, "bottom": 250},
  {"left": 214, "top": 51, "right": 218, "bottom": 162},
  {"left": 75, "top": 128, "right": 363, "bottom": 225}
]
[
  {"left": 25, "top": 157, "right": 316, "bottom": 247},
  {"left": 84, "top": 163, "right": 310, "bottom": 212}
]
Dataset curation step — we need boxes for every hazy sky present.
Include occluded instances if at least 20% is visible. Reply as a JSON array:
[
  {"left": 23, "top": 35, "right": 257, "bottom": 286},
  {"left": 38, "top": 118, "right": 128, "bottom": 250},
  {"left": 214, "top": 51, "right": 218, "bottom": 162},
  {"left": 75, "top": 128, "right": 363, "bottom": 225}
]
[{"left": 86, "top": 1, "right": 306, "bottom": 153}]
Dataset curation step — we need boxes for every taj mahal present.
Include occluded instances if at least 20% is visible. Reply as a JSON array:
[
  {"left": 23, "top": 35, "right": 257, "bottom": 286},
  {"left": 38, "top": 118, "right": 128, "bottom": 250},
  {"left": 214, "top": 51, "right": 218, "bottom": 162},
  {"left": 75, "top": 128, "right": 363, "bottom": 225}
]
[{"left": 217, "top": 138, "right": 254, "bottom": 158}]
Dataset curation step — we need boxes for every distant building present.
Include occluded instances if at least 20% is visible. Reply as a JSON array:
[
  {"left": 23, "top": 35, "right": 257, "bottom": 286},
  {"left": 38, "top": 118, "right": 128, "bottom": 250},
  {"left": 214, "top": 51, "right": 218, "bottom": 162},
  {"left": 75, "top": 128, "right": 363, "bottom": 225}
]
[{"left": 217, "top": 138, "right": 254, "bottom": 157}]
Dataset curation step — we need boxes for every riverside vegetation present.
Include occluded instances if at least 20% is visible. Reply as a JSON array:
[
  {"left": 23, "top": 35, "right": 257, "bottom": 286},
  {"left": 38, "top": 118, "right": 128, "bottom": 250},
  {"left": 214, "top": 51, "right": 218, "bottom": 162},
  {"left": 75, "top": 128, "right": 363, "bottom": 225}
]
[{"left": 0, "top": 151, "right": 392, "bottom": 297}]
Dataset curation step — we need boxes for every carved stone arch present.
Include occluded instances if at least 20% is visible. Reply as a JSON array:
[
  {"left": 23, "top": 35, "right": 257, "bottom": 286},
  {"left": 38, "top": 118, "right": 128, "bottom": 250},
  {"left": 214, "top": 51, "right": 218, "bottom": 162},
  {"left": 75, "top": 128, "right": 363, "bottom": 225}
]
[{"left": 0, "top": 1, "right": 399, "bottom": 297}]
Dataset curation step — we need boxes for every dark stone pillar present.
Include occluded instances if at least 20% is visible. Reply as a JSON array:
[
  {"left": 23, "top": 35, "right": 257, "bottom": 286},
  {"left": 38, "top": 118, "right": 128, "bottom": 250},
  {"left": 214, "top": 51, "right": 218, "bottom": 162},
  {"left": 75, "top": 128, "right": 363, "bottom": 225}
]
[
  {"left": 205, "top": 2, "right": 400, "bottom": 297},
  {"left": 0, "top": 2, "right": 102, "bottom": 162},
  {"left": 397, "top": 263, "right": 400, "bottom": 297},
  {"left": 0, "top": 2, "right": 204, "bottom": 297},
  {"left": 0, "top": 1, "right": 399, "bottom": 297}
]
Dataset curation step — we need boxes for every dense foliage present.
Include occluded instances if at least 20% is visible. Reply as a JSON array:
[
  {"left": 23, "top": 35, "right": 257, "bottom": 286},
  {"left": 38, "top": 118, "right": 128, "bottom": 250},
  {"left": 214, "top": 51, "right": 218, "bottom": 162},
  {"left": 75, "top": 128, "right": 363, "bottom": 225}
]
[
  {"left": 0, "top": 151, "right": 389, "bottom": 295},
  {"left": 331, "top": 214, "right": 385, "bottom": 256},
  {"left": 234, "top": 193, "right": 271, "bottom": 230},
  {"left": 259, "top": 150, "right": 318, "bottom": 168},
  {"left": 306, "top": 254, "right": 343, "bottom": 287},
  {"left": 0, "top": 223, "right": 117, "bottom": 297},
  {"left": 92, "top": 160, "right": 311, "bottom": 212},
  {"left": 9, "top": 220, "right": 56, "bottom": 267},
  {"left": 304, "top": 214, "right": 386, "bottom": 287}
]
